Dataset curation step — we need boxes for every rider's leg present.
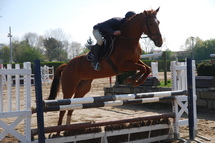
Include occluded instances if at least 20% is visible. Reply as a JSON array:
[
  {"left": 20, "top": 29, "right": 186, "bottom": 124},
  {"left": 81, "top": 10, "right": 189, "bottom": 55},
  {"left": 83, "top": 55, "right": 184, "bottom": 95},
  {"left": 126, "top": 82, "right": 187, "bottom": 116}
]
[
  {"left": 93, "top": 29, "right": 103, "bottom": 46},
  {"left": 91, "top": 44, "right": 101, "bottom": 71},
  {"left": 92, "top": 29, "right": 103, "bottom": 71}
]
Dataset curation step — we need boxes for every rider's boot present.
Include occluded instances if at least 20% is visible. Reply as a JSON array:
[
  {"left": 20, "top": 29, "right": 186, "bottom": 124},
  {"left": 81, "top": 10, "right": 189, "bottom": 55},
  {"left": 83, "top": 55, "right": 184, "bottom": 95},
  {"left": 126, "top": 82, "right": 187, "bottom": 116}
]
[{"left": 91, "top": 44, "right": 101, "bottom": 71}]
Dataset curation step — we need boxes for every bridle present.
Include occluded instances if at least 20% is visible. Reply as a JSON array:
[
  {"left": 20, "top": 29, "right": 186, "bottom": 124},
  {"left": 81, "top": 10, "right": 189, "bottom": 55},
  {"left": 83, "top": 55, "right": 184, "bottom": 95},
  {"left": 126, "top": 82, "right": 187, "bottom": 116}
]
[
  {"left": 145, "top": 16, "right": 162, "bottom": 41},
  {"left": 118, "top": 14, "right": 161, "bottom": 40}
]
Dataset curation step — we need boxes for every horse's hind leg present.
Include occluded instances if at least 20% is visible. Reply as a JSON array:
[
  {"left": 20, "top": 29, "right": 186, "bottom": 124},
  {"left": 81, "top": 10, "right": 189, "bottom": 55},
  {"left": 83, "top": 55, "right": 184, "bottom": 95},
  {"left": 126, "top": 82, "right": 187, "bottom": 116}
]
[
  {"left": 66, "top": 80, "right": 93, "bottom": 125},
  {"left": 55, "top": 77, "right": 79, "bottom": 135}
]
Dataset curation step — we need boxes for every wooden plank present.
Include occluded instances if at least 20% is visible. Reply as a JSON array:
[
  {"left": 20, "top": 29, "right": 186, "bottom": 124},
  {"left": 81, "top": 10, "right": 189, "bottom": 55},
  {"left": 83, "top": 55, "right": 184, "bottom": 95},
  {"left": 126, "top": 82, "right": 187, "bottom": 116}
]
[
  {"left": 32, "top": 124, "right": 170, "bottom": 143},
  {"left": 31, "top": 113, "right": 175, "bottom": 136}
]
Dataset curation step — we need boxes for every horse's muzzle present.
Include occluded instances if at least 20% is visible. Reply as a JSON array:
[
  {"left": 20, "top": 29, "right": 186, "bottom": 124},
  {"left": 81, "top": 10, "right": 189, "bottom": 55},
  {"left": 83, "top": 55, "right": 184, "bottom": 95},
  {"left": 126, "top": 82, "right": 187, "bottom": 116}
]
[
  {"left": 155, "top": 41, "right": 163, "bottom": 47},
  {"left": 155, "top": 37, "right": 163, "bottom": 47}
]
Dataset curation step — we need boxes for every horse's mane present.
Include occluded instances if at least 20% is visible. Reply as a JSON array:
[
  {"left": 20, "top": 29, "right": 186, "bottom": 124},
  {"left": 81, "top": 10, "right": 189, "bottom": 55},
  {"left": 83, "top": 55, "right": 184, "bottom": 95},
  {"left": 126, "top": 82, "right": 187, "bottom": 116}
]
[
  {"left": 120, "top": 9, "right": 157, "bottom": 31},
  {"left": 128, "top": 9, "right": 157, "bottom": 22}
]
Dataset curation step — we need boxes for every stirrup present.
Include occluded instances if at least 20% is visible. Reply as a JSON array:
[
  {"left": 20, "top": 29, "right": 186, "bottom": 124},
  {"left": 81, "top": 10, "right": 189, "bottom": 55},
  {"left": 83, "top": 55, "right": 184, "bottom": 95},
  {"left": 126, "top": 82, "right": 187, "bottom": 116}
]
[
  {"left": 87, "top": 53, "right": 94, "bottom": 61},
  {"left": 95, "top": 62, "right": 101, "bottom": 71},
  {"left": 92, "top": 62, "right": 101, "bottom": 71}
]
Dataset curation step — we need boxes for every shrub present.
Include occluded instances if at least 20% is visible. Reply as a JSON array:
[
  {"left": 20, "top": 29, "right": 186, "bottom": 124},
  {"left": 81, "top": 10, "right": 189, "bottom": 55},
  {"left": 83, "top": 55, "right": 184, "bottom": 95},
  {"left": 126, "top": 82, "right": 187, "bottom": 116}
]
[{"left": 197, "top": 62, "right": 215, "bottom": 76}]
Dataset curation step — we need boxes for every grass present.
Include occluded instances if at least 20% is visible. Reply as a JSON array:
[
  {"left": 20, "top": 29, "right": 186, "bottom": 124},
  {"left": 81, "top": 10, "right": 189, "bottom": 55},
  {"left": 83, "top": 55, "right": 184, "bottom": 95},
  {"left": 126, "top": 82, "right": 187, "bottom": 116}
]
[{"left": 158, "top": 80, "right": 172, "bottom": 87}]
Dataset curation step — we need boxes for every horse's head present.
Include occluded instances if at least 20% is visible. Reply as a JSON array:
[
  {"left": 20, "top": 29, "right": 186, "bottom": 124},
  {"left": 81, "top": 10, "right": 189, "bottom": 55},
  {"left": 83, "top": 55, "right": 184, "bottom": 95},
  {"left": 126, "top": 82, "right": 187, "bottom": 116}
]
[{"left": 143, "top": 8, "right": 163, "bottom": 47}]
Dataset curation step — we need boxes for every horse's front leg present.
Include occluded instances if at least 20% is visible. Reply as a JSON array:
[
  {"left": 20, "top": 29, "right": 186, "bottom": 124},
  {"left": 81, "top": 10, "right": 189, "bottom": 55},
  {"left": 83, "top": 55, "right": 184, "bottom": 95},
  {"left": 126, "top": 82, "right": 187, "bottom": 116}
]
[
  {"left": 123, "top": 71, "right": 142, "bottom": 85},
  {"left": 121, "top": 61, "right": 151, "bottom": 87},
  {"left": 133, "top": 60, "right": 151, "bottom": 86}
]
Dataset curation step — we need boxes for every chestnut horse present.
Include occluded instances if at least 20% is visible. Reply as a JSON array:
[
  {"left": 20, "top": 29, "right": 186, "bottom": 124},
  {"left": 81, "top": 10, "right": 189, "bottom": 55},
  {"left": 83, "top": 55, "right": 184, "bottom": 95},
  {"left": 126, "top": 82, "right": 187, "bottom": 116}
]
[{"left": 47, "top": 8, "right": 162, "bottom": 135}]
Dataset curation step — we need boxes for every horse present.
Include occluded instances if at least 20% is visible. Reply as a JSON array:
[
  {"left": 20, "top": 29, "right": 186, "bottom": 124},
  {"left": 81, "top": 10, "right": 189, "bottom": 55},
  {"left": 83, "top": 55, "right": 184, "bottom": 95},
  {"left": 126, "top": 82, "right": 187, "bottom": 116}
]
[{"left": 47, "top": 8, "right": 162, "bottom": 135}]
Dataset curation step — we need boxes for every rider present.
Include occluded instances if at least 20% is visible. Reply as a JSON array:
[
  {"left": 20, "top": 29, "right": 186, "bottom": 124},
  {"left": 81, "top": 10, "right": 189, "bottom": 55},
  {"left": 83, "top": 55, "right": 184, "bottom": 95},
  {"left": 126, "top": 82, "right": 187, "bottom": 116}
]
[{"left": 92, "top": 11, "right": 136, "bottom": 71}]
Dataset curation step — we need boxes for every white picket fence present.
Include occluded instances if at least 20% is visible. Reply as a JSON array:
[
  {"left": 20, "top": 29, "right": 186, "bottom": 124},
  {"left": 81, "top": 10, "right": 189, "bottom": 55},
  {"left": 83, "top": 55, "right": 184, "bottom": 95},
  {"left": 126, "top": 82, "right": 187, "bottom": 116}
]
[
  {"left": 1, "top": 65, "right": 54, "bottom": 86},
  {"left": 41, "top": 65, "right": 54, "bottom": 84},
  {"left": 0, "top": 62, "right": 32, "bottom": 143}
]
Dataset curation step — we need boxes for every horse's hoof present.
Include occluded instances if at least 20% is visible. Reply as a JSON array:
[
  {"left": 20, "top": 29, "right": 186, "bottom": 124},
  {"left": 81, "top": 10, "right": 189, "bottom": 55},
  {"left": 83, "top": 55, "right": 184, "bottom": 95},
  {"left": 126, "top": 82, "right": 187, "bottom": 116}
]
[
  {"left": 63, "top": 131, "right": 70, "bottom": 136},
  {"left": 49, "top": 133, "right": 61, "bottom": 138},
  {"left": 131, "top": 83, "right": 137, "bottom": 87},
  {"left": 130, "top": 81, "right": 141, "bottom": 87},
  {"left": 123, "top": 80, "right": 128, "bottom": 84},
  {"left": 123, "top": 77, "right": 132, "bottom": 84}
]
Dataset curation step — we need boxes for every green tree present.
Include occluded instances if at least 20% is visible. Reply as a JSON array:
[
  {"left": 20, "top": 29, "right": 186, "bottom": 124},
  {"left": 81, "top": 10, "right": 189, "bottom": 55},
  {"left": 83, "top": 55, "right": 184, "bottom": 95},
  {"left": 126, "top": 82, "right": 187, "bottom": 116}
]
[
  {"left": 163, "top": 49, "right": 172, "bottom": 60},
  {"left": 0, "top": 46, "right": 10, "bottom": 63},
  {"left": 181, "top": 37, "right": 215, "bottom": 60},
  {"left": 80, "top": 37, "right": 94, "bottom": 55},
  {"left": 70, "top": 41, "right": 82, "bottom": 58},
  {"left": 80, "top": 48, "right": 90, "bottom": 55},
  {"left": 195, "top": 38, "right": 215, "bottom": 60},
  {"left": 12, "top": 40, "right": 44, "bottom": 63},
  {"left": 43, "top": 37, "right": 68, "bottom": 61},
  {"left": 85, "top": 37, "right": 94, "bottom": 50}
]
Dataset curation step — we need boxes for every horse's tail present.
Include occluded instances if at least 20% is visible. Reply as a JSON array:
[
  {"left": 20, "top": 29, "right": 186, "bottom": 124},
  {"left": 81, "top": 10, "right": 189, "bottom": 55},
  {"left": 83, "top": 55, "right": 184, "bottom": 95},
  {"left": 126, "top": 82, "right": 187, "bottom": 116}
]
[{"left": 47, "top": 63, "right": 67, "bottom": 100}]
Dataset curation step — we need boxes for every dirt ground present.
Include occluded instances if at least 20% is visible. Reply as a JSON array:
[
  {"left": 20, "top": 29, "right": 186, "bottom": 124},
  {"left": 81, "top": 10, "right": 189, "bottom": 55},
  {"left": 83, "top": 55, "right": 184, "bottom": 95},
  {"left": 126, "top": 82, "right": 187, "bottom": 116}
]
[{"left": 1, "top": 73, "right": 215, "bottom": 143}]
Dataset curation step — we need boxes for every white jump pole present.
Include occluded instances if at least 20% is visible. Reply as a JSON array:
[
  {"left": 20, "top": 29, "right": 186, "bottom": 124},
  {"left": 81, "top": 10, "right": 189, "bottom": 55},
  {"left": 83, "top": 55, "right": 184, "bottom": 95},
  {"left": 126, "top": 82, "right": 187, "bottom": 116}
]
[
  {"left": 210, "top": 54, "right": 215, "bottom": 57},
  {"left": 140, "top": 53, "right": 163, "bottom": 58}
]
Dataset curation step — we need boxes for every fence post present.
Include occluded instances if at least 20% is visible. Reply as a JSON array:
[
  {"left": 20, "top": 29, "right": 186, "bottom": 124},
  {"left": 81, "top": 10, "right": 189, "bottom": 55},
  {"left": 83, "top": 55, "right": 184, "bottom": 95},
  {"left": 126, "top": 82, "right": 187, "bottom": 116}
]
[
  {"left": 7, "top": 64, "right": 12, "bottom": 111},
  {"left": 34, "top": 60, "right": 45, "bottom": 143},
  {"left": 24, "top": 62, "right": 32, "bottom": 141},
  {"left": 187, "top": 58, "right": 195, "bottom": 140},
  {"left": 0, "top": 64, "right": 3, "bottom": 112},
  {"left": 163, "top": 52, "right": 167, "bottom": 85}
]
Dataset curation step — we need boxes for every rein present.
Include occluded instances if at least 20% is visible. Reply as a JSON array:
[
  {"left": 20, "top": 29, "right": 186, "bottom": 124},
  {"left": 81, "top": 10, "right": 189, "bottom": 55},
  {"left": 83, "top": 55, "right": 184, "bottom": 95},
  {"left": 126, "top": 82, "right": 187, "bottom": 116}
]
[
  {"left": 145, "top": 16, "right": 161, "bottom": 41},
  {"left": 119, "top": 35, "right": 148, "bottom": 40}
]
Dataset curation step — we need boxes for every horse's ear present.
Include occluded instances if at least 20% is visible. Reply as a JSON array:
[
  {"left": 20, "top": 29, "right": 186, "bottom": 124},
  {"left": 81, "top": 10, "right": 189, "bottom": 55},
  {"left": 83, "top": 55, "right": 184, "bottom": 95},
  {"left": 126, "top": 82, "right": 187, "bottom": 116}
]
[
  {"left": 144, "top": 10, "right": 148, "bottom": 15},
  {"left": 156, "top": 7, "right": 160, "bottom": 13}
]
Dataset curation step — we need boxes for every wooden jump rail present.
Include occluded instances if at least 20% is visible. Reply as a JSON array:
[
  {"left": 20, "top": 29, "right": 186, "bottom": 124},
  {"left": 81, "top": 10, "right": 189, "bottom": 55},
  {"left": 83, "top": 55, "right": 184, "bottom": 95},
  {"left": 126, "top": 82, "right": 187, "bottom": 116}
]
[{"left": 31, "top": 112, "right": 175, "bottom": 136}]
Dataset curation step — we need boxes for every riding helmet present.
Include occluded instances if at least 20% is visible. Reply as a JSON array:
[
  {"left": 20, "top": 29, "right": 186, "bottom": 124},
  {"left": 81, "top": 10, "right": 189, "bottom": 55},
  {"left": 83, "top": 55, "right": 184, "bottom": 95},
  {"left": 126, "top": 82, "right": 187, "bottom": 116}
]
[{"left": 125, "top": 11, "right": 136, "bottom": 18}]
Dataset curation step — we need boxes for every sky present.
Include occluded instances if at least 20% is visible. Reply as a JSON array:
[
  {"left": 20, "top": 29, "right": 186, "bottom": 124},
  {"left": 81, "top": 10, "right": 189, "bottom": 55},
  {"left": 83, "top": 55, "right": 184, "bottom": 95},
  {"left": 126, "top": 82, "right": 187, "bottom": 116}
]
[{"left": 0, "top": 0, "right": 215, "bottom": 51}]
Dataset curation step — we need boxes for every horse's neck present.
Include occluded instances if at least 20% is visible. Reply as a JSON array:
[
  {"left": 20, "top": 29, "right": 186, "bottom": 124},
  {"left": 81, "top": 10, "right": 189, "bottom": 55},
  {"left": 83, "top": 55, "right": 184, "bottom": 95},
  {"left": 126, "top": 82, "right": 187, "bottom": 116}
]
[
  {"left": 122, "top": 14, "right": 145, "bottom": 39},
  {"left": 112, "top": 14, "right": 146, "bottom": 58}
]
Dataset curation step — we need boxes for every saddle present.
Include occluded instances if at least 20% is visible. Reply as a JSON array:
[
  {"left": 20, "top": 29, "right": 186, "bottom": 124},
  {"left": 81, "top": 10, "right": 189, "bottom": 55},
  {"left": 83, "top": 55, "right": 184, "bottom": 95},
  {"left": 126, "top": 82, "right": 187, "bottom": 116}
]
[{"left": 87, "top": 35, "right": 116, "bottom": 62}]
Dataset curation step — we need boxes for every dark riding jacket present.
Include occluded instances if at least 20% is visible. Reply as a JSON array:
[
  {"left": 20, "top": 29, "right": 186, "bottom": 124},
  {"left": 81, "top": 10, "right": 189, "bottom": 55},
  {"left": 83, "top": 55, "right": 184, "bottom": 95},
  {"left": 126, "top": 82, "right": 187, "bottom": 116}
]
[{"left": 93, "top": 17, "right": 126, "bottom": 35}]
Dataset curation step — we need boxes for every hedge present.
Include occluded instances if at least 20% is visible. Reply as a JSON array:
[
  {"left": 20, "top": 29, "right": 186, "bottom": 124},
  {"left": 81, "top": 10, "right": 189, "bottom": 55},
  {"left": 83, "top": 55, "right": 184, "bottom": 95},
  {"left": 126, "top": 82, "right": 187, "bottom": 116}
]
[{"left": 197, "top": 62, "right": 215, "bottom": 76}]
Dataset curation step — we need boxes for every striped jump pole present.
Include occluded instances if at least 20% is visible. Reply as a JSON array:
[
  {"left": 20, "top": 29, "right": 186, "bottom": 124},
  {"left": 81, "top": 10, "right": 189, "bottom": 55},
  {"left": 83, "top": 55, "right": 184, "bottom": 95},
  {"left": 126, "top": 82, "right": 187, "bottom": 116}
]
[
  {"left": 44, "top": 90, "right": 187, "bottom": 106},
  {"left": 41, "top": 96, "right": 177, "bottom": 113}
]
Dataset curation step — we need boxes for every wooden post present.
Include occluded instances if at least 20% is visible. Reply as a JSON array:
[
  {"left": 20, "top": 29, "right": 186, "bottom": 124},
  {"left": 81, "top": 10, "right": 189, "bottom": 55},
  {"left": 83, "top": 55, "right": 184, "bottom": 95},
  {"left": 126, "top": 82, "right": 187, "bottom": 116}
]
[{"left": 163, "top": 52, "right": 167, "bottom": 85}]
